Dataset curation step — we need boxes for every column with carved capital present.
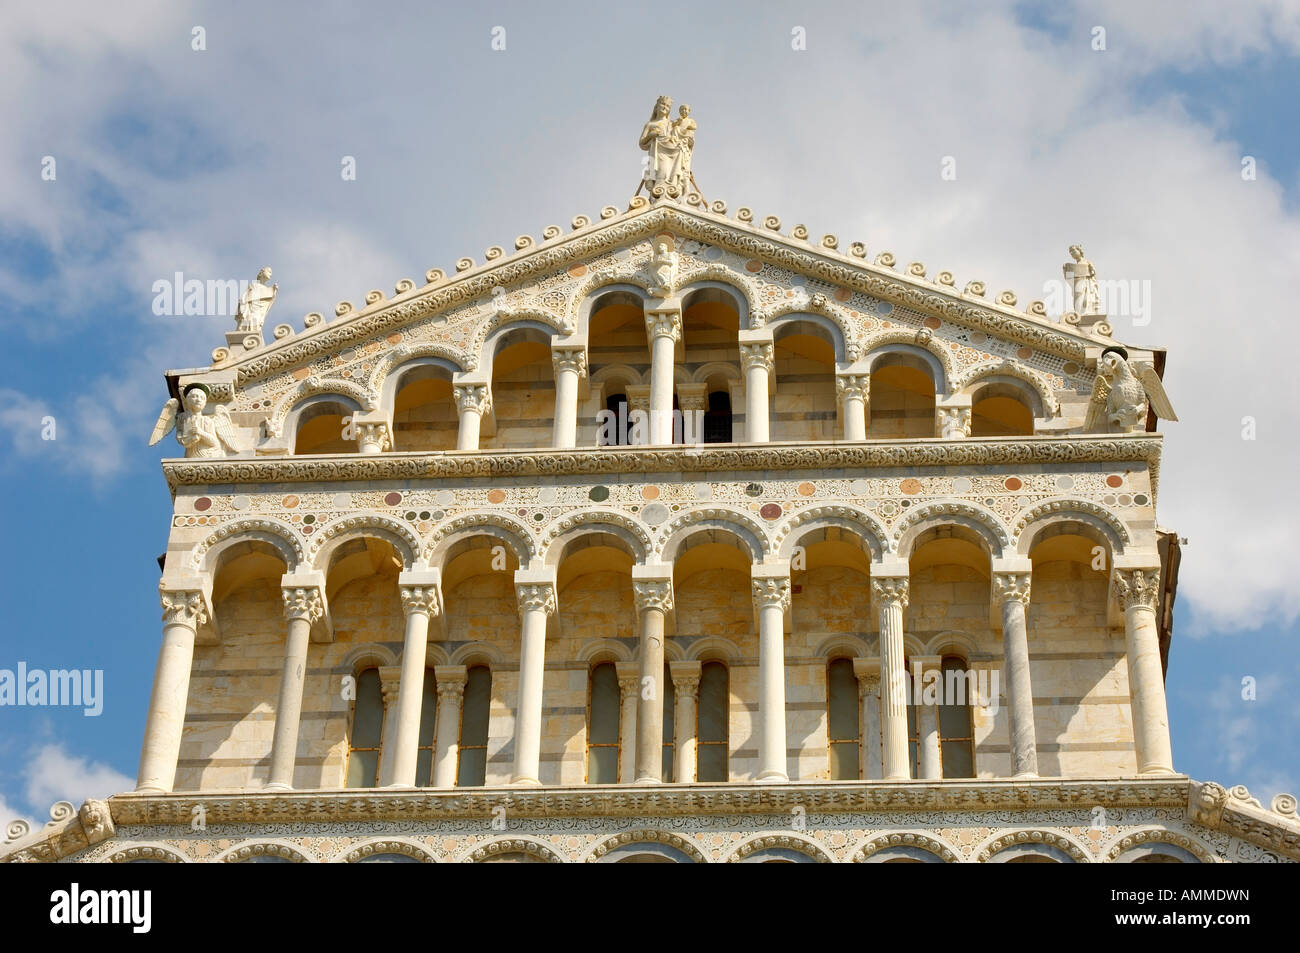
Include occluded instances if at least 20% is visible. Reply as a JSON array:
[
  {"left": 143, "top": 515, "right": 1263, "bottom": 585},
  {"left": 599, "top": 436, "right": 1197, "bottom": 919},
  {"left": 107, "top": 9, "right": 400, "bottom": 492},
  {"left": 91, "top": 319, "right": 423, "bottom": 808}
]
[
  {"left": 740, "top": 341, "right": 774, "bottom": 442},
  {"left": 387, "top": 576, "right": 442, "bottom": 787},
  {"left": 137, "top": 587, "right": 209, "bottom": 793},
  {"left": 551, "top": 347, "right": 587, "bottom": 449},
  {"left": 670, "top": 661, "right": 701, "bottom": 782},
  {"left": 633, "top": 572, "right": 673, "bottom": 783},
  {"left": 853, "top": 658, "right": 882, "bottom": 780},
  {"left": 511, "top": 571, "right": 556, "bottom": 784},
  {"left": 993, "top": 569, "right": 1038, "bottom": 777},
  {"left": 872, "top": 575, "right": 911, "bottom": 780},
  {"left": 616, "top": 663, "right": 639, "bottom": 783},
  {"left": 837, "top": 374, "right": 869, "bottom": 441},
  {"left": 1114, "top": 567, "right": 1174, "bottom": 774},
  {"left": 752, "top": 570, "right": 791, "bottom": 782},
  {"left": 431, "top": 665, "right": 467, "bottom": 788},
  {"left": 356, "top": 420, "right": 391, "bottom": 454},
  {"left": 267, "top": 583, "right": 325, "bottom": 790},
  {"left": 645, "top": 309, "right": 681, "bottom": 445},
  {"left": 453, "top": 383, "right": 491, "bottom": 451}
]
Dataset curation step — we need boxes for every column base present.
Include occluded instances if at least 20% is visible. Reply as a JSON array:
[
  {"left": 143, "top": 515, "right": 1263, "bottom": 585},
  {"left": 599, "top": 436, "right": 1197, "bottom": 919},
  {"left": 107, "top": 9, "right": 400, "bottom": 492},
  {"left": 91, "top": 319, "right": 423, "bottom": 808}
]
[
  {"left": 133, "top": 784, "right": 169, "bottom": 795},
  {"left": 510, "top": 776, "right": 542, "bottom": 786},
  {"left": 1137, "top": 765, "right": 1178, "bottom": 776},
  {"left": 263, "top": 781, "right": 293, "bottom": 792},
  {"left": 634, "top": 776, "right": 664, "bottom": 785},
  {"left": 1011, "top": 771, "right": 1039, "bottom": 780},
  {"left": 755, "top": 771, "right": 789, "bottom": 783}
]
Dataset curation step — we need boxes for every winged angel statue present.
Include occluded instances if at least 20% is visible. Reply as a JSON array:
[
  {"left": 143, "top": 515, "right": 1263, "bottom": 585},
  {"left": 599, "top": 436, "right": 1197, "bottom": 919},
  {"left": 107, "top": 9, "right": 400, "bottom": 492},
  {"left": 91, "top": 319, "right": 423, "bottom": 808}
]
[
  {"left": 148, "top": 383, "right": 243, "bottom": 457},
  {"left": 1083, "top": 349, "right": 1178, "bottom": 433}
]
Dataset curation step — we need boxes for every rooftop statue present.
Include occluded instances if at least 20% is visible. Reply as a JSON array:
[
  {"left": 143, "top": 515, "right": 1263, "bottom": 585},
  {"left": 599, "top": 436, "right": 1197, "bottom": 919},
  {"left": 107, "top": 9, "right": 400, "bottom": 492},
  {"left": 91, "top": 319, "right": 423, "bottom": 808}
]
[
  {"left": 1084, "top": 348, "right": 1178, "bottom": 434},
  {"left": 639, "top": 96, "right": 696, "bottom": 199},
  {"left": 235, "top": 266, "right": 278, "bottom": 334},
  {"left": 1064, "top": 245, "right": 1101, "bottom": 317},
  {"left": 149, "top": 383, "right": 243, "bottom": 457}
]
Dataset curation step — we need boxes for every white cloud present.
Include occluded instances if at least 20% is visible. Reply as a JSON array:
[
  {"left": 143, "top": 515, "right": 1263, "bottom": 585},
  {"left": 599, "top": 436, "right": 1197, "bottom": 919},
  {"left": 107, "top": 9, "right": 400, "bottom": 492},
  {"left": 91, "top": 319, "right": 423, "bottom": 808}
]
[{"left": 20, "top": 743, "right": 133, "bottom": 815}]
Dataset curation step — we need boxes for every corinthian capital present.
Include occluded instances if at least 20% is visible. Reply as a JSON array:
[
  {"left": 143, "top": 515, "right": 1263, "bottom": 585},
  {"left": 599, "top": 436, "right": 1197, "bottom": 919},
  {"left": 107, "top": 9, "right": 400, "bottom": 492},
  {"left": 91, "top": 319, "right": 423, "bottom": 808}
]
[
  {"left": 551, "top": 348, "right": 588, "bottom": 378},
  {"left": 870, "top": 577, "right": 910, "bottom": 609},
  {"left": 752, "top": 576, "right": 791, "bottom": 612},
  {"left": 836, "top": 374, "right": 869, "bottom": 402},
  {"left": 633, "top": 579, "right": 675, "bottom": 614},
  {"left": 1113, "top": 567, "right": 1161, "bottom": 611},
  {"left": 159, "top": 587, "right": 208, "bottom": 628},
  {"left": 400, "top": 585, "right": 442, "bottom": 617},
  {"left": 355, "top": 421, "right": 391, "bottom": 452},
  {"left": 453, "top": 383, "right": 492, "bottom": 415},
  {"left": 282, "top": 587, "right": 324, "bottom": 622},
  {"left": 991, "top": 572, "right": 1032, "bottom": 605},
  {"left": 516, "top": 582, "right": 557, "bottom": 617},
  {"left": 740, "top": 342, "right": 774, "bottom": 373},
  {"left": 645, "top": 310, "right": 682, "bottom": 343}
]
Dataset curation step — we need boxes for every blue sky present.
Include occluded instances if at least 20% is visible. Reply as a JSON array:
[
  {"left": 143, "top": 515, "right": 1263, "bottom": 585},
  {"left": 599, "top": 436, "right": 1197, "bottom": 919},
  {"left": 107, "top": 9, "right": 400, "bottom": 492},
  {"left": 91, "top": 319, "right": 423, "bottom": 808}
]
[{"left": 1, "top": 0, "right": 1296, "bottom": 825}]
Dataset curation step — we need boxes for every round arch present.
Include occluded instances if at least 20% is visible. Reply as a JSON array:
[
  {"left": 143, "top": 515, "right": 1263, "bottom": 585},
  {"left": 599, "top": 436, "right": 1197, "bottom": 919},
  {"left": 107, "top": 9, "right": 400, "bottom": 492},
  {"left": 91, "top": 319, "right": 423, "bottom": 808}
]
[
  {"left": 576, "top": 638, "right": 636, "bottom": 665},
  {"left": 309, "top": 515, "right": 422, "bottom": 571},
  {"left": 657, "top": 508, "right": 768, "bottom": 564},
  {"left": 767, "top": 311, "right": 850, "bottom": 364},
  {"left": 426, "top": 513, "right": 537, "bottom": 570},
  {"left": 677, "top": 276, "right": 754, "bottom": 328},
  {"left": 450, "top": 641, "right": 506, "bottom": 668},
  {"left": 862, "top": 336, "right": 954, "bottom": 395},
  {"left": 683, "top": 635, "right": 742, "bottom": 663},
  {"left": 190, "top": 518, "right": 305, "bottom": 574},
  {"left": 893, "top": 501, "right": 1009, "bottom": 560},
  {"left": 849, "top": 831, "right": 960, "bottom": 863},
  {"left": 1105, "top": 828, "right": 1216, "bottom": 864},
  {"left": 570, "top": 280, "right": 652, "bottom": 337},
  {"left": 774, "top": 505, "right": 889, "bottom": 563},
  {"left": 331, "top": 837, "right": 442, "bottom": 863},
  {"left": 1014, "top": 499, "right": 1130, "bottom": 557},
  {"left": 544, "top": 515, "right": 651, "bottom": 567},
  {"left": 724, "top": 833, "right": 834, "bottom": 864},
  {"left": 957, "top": 363, "right": 1058, "bottom": 418},
  {"left": 460, "top": 836, "right": 565, "bottom": 863},
  {"left": 340, "top": 643, "right": 398, "bottom": 672},
  {"left": 582, "top": 830, "right": 708, "bottom": 864},
  {"left": 270, "top": 380, "right": 374, "bottom": 439},
  {"left": 976, "top": 830, "right": 1090, "bottom": 863},
  {"left": 215, "top": 839, "right": 315, "bottom": 863},
  {"left": 107, "top": 843, "right": 189, "bottom": 863},
  {"left": 376, "top": 352, "right": 463, "bottom": 413}
]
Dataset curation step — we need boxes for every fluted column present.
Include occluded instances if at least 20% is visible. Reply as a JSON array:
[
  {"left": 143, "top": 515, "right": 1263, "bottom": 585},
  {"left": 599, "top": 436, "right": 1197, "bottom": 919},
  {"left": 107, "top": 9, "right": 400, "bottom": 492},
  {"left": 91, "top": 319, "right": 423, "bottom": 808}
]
[
  {"left": 645, "top": 309, "right": 681, "bottom": 445},
  {"left": 670, "top": 661, "right": 701, "bottom": 783},
  {"left": 740, "top": 341, "right": 773, "bottom": 443},
  {"left": 992, "top": 569, "right": 1038, "bottom": 778},
  {"left": 633, "top": 572, "right": 674, "bottom": 783},
  {"left": 914, "top": 655, "right": 943, "bottom": 779},
  {"left": 616, "top": 663, "right": 639, "bottom": 783},
  {"left": 752, "top": 569, "right": 792, "bottom": 782},
  {"left": 387, "top": 578, "right": 442, "bottom": 787},
  {"left": 453, "top": 383, "right": 491, "bottom": 451},
  {"left": 266, "top": 584, "right": 325, "bottom": 791},
  {"left": 551, "top": 347, "right": 587, "bottom": 449},
  {"left": 837, "top": 373, "right": 869, "bottom": 441},
  {"left": 431, "top": 665, "right": 467, "bottom": 788},
  {"left": 1114, "top": 567, "right": 1174, "bottom": 774},
  {"left": 136, "top": 586, "right": 209, "bottom": 793},
  {"left": 872, "top": 574, "right": 911, "bottom": 780},
  {"left": 511, "top": 571, "right": 556, "bottom": 784},
  {"left": 377, "top": 666, "right": 402, "bottom": 786},
  {"left": 853, "top": 658, "right": 882, "bottom": 780}
]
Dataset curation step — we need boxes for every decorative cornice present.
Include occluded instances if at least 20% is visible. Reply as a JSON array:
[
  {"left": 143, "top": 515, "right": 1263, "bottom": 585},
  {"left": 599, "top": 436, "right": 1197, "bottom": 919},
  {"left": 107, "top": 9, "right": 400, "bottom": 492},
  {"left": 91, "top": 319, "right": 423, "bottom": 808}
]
[{"left": 162, "top": 435, "right": 1162, "bottom": 490}]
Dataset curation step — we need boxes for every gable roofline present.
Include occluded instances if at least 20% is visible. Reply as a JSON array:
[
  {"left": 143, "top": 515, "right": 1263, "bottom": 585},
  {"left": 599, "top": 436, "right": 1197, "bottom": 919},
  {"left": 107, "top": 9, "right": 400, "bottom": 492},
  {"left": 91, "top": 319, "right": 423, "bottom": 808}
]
[{"left": 176, "top": 198, "right": 1129, "bottom": 390}]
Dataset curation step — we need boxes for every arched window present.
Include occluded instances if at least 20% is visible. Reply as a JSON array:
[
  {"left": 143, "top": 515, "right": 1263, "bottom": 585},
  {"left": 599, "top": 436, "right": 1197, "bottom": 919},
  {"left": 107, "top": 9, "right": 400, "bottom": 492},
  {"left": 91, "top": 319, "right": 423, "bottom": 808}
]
[
  {"left": 587, "top": 663, "right": 621, "bottom": 783},
  {"left": 415, "top": 670, "right": 437, "bottom": 786},
  {"left": 867, "top": 354, "right": 937, "bottom": 438},
  {"left": 938, "top": 656, "right": 975, "bottom": 778},
  {"left": 294, "top": 399, "right": 359, "bottom": 454},
  {"left": 345, "top": 668, "right": 384, "bottom": 788},
  {"left": 458, "top": 665, "right": 492, "bottom": 787},
  {"left": 827, "top": 658, "right": 860, "bottom": 780},
  {"left": 704, "top": 390, "right": 733, "bottom": 443},
  {"left": 697, "top": 662, "right": 729, "bottom": 782},
  {"left": 970, "top": 383, "right": 1034, "bottom": 437},
  {"left": 662, "top": 664, "right": 676, "bottom": 780}
]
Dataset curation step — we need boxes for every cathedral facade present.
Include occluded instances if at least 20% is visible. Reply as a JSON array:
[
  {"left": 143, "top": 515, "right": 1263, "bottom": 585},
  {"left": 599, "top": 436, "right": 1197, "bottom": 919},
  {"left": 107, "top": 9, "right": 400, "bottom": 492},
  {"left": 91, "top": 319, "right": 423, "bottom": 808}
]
[{"left": 5, "top": 99, "right": 1297, "bottom": 864}]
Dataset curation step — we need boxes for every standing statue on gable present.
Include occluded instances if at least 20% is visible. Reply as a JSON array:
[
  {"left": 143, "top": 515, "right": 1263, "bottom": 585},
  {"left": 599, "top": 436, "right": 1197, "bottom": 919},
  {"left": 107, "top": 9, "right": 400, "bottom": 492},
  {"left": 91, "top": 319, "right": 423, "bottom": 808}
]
[{"left": 235, "top": 266, "right": 278, "bottom": 334}]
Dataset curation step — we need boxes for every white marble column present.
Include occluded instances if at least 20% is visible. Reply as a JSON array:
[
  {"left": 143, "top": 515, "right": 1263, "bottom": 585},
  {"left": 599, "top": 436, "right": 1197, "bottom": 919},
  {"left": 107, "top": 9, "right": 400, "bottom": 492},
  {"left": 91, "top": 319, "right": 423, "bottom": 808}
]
[
  {"left": 431, "top": 665, "right": 467, "bottom": 788},
  {"left": 377, "top": 666, "right": 402, "bottom": 786},
  {"left": 350, "top": 411, "right": 392, "bottom": 454},
  {"left": 993, "top": 569, "right": 1039, "bottom": 778},
  {"left": 914, "top": 655, "right": 943, "bottom": 780},
  {"left": 670, "top": 661, "right": 701, "bottom": 783},
  {"left": 752, "top": 568, "right": 792, "bottom": 782},
  {"left": 853, "top": 658, "right": 882, "bottom": 780},
  {"left": 837, "top": 373, "right": 869, "bottom": 441},
  {"left": 386, "top": 578, "right": 442, "bottom": 787},
  {"left": 740, "top": 341, "right": 774, "bottom": 443},
  {"left": 453, "top": 383, "right": 491, "bottom": 451},
  {"left": 266, "top": 584, "right": 325, "bottom": 791},
  {"left": 511, "top": 571, "right": 556, "bottom": 784},
  {"left": 645, "top": 309, "right": 682, "bottom": 445},
  {"left": 136, "top": 587, "right": 209, "bottom": 793},
  {"left": 1114, "top": 567, "right": 1175, "bottom": 774},
  {"left": 872, "top": 573, "right": 911, "bottom": 781},
  {"left": 616, "top": 663, "right": 639, "bottom": 783},
  {"left": 633, "top": 572, "right": 673, "bottom": 783},
  {"left": 551, "top": 347, "right": 587, "bottom": 449}
]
